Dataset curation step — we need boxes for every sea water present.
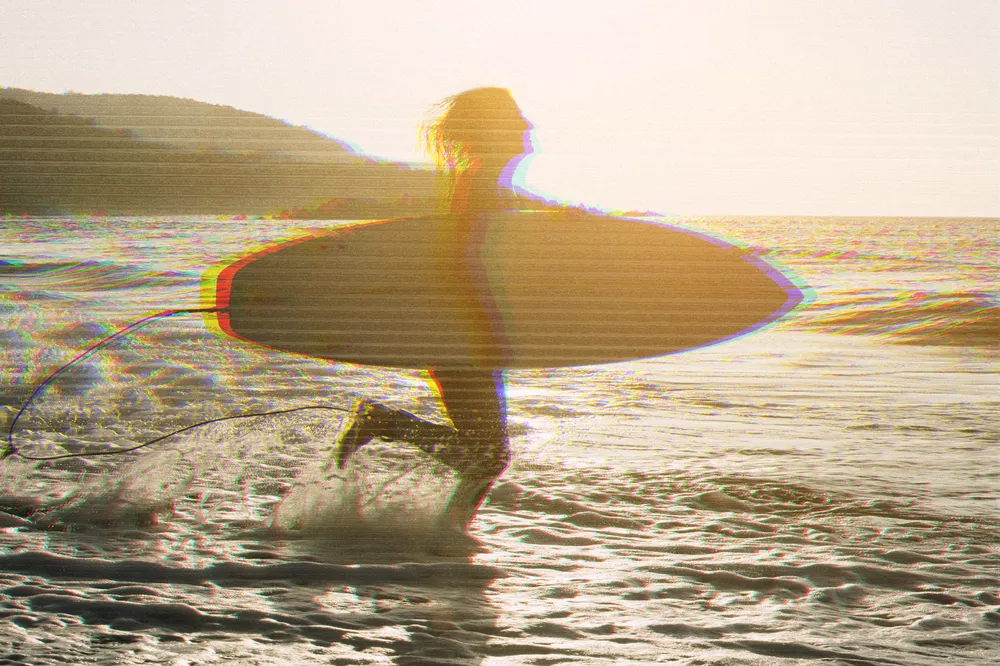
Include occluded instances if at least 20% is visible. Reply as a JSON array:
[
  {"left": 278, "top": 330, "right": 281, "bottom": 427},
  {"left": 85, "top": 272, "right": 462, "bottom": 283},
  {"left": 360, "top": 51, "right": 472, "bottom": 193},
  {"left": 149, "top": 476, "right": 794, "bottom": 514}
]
[{"left": 0, "top": 215, "right": 997, "bottom": 664}]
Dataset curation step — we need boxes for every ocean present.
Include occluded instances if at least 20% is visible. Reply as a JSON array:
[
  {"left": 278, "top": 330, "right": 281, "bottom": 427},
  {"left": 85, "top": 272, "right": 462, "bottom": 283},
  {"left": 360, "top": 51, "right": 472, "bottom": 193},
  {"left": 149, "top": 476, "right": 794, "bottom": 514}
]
[{"left": 0, "top": 215, "right": 997, "bottom": 665}]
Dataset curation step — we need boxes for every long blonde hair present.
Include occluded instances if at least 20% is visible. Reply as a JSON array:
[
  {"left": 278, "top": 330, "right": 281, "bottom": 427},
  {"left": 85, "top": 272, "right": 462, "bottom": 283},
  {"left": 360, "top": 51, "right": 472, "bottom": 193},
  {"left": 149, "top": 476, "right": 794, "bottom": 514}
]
[{"left": 421, "top": 87, "right": 524, "bottom": 174}]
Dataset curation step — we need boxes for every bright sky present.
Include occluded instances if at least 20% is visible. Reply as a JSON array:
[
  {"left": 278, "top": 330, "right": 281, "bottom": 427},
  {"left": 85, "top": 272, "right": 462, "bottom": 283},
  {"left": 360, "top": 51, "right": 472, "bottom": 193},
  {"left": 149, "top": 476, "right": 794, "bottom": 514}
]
[{"left": 2, "top": 0, "right": 997, "bottom": 216}]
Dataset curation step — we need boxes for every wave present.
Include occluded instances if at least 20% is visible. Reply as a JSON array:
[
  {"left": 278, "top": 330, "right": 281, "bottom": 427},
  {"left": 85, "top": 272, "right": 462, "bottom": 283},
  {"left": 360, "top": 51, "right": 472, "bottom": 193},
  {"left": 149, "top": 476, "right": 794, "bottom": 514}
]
[
  {"left": 789, "top": 289, "right": 1000, "bottom": 348},
  {"left": 752, "top": 245, "right": 998, "bottom": 273},
  {"left": 0, "top": 259, "right": 190, "bottom": 293},
  {"left": 0, "top": 551, "right": 501, "bottom": 587}
]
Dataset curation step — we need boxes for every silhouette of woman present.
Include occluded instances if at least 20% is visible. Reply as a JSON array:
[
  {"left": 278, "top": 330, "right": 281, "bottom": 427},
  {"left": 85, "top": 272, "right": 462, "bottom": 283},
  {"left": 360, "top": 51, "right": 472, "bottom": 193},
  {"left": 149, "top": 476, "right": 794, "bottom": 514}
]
[{"left": 333, "top": 87, "right": 533, "bottom": 531}]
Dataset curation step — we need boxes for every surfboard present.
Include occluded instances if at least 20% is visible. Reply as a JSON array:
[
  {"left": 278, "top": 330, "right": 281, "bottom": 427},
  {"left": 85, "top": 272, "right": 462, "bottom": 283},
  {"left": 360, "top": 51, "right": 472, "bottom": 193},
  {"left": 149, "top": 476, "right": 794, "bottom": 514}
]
[{"left": 208, "top": 212, "right": 804, "bottom": 369}]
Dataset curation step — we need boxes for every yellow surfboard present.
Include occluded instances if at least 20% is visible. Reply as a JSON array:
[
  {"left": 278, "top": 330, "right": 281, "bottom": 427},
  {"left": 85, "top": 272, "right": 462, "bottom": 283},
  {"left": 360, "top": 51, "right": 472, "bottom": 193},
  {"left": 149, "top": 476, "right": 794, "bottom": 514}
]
[{"left": 209, "top": 212, "right": 803, "bottom": 369}]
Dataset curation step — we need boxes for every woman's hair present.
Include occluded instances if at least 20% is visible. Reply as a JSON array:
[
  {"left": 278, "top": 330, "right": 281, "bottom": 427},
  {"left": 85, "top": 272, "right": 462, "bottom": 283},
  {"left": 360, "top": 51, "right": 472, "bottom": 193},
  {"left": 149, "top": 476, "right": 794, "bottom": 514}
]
[{"left": 421, "top": 87, "right": 524, "bottom": 173}]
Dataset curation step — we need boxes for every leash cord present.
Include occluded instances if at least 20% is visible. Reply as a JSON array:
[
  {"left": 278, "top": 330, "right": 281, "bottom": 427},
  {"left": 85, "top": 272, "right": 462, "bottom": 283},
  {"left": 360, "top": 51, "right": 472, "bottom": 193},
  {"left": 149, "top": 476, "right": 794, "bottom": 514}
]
[{"left": 2, "top": 308, "right": 349, "bottom": 462}]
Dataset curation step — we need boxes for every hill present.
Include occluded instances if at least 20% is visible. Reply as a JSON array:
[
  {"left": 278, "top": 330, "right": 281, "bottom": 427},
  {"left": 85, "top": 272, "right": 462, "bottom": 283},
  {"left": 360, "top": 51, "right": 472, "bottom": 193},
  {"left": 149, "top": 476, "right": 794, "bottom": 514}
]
[
  {"left": 0, "top": 89, "right": 438, "bottom": 216},
  {"left": 0, "top": 88, "right": 357, "bottom": 164}
]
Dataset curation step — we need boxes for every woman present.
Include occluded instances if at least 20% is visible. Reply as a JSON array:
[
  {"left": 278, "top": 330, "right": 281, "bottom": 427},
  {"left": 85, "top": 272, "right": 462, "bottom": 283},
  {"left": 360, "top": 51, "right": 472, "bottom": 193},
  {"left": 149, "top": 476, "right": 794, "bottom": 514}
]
[{"left": 334, "top": 87, "right": 533, "bottom": 531}]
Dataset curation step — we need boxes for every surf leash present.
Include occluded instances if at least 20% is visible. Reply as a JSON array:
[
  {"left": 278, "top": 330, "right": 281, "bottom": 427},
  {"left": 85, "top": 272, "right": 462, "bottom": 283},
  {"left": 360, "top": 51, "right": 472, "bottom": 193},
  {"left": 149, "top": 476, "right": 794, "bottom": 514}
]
[{"left": 2, "top": 308, "right": 349, "bottom": 462}]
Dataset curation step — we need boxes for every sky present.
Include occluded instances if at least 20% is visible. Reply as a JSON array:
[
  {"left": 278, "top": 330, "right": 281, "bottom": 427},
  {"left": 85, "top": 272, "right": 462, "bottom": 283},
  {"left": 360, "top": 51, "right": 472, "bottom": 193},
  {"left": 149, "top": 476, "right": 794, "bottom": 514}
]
[{"left": 1, "top": 0, "right": 997, "bottom": 217}]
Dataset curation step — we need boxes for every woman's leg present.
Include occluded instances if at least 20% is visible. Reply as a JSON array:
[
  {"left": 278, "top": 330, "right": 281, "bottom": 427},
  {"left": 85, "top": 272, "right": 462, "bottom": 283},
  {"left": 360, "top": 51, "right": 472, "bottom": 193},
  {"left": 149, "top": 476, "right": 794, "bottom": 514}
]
[
  {"left": 334, "top": 399, "right": 456, "bottom": 469},
  {"left": 431, "top": 369, "right": 510, "bottom": 529},
  {"left": 333, "top": 369, "right": 510, "bottom": 529}
]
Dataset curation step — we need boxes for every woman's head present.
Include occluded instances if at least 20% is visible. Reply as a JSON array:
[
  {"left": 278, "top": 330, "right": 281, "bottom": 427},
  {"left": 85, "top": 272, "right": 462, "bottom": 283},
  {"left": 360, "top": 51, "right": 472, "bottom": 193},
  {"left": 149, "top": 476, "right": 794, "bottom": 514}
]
[{"left": 422, "top": 87, "right": 532, "bottom": 174}]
